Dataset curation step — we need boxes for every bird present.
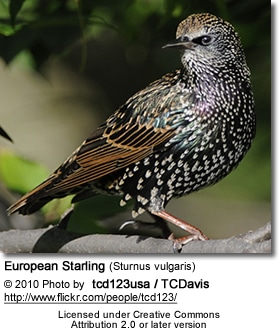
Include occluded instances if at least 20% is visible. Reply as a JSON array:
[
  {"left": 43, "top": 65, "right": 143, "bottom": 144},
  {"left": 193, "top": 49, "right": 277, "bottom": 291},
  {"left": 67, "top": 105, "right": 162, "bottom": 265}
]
[{"left": 7, "top": 13, "right": 256, "bottom": 248}]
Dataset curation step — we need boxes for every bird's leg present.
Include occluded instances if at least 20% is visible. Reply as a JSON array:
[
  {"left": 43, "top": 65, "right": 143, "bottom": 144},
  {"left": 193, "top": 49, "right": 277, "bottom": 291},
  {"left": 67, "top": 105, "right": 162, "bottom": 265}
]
[
  {"left": 150, "top": 214, "right": 172, "bottom": 238},
  {"left": 151, "top": 209, "right": 208, "bottom": 250}
]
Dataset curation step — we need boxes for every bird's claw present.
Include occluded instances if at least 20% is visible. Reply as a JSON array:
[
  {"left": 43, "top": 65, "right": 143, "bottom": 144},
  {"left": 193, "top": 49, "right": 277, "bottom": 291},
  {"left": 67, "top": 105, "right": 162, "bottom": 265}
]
[
  {"left": 119, "top": 220, "right": 160, "bottom": 231},
  {"left": 168, "top": 232, "right": 209, "bottom": 253},
  {"left": 119, "top": 220, "right": 140, "bottom": 231}
]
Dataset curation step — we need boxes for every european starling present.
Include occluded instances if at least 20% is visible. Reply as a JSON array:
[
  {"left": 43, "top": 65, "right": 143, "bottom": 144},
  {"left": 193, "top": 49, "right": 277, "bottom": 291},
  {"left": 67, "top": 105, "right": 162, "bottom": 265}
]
[{"left": 7, "top": 13, "right": 256, "bottom": 247}]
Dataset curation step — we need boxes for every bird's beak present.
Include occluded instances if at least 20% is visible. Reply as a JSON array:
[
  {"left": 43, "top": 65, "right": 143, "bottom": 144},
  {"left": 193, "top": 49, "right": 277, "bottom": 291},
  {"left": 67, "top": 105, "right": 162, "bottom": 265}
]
[{"left": 163, "top": 39, "right": 196, "bottom": 50}]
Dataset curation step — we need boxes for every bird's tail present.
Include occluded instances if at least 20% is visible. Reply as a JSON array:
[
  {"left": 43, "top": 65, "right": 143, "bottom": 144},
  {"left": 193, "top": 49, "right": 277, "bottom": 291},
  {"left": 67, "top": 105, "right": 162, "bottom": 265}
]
[{"left": 7, "top": 176, "right": 56, "bottom": 216}]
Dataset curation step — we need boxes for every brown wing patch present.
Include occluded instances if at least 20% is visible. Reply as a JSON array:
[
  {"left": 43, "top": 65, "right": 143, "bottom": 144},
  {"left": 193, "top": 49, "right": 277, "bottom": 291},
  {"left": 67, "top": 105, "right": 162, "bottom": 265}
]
[
  {"left": 7, "top": 117, "right": 175, "bottom": 216},
  {"left": 47, "top": 122, "right": 175, "bottom": 194}
]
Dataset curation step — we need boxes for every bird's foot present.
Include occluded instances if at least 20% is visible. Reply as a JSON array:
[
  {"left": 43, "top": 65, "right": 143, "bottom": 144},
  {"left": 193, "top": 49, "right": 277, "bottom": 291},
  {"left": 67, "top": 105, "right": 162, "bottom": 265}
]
[
  {"left": 151, "top": 209, "right": 208, "bottom": 252},
  {"left": 119, "top": 220, "right": 165, "bottom": 231},
  {"left": 119, "top": 220, "right": 143, "bottom": 231},
  {"left": 168, "top": 232, "right": 208, "bottom": 253},
  {"left": 119, "top": 219, "right": 171, "bottom": 239}
]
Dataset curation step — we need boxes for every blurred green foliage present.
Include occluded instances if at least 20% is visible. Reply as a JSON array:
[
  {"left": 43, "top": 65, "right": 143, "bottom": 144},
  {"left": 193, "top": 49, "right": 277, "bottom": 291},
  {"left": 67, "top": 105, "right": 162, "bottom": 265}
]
[
  {"left": 0, "top": 149, "right": 73, "bottom": 219},
  {"left": 0, "top": 0, "right": 271, "bottom": 233},
  {"left": 0, "top": 149, "right": 49, "bottom": 192}
]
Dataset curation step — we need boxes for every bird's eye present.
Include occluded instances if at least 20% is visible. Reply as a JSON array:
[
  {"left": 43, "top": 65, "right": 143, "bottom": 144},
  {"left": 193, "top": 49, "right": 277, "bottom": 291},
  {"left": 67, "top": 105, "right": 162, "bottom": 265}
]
[{"left": 193, "top": 35, "right": 213, "bottom": 46}]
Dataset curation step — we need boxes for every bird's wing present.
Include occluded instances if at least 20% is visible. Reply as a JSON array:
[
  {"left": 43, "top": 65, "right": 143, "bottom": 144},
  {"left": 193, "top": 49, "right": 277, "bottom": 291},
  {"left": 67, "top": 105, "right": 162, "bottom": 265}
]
[
  {"left": 9, "top": 101, "right": 177, "bottom": 202},
  {"left": 31, "top": 74, "right": 184, "bottom": 196},
  {"left": 47, "top": 117, "right": 175, "bottom": 195},
  {"left": 7, "top": 73, "right": 183, "bottom": 214},
  {"left": 7, "top": 113, "right": 175, "bottom": 215}
]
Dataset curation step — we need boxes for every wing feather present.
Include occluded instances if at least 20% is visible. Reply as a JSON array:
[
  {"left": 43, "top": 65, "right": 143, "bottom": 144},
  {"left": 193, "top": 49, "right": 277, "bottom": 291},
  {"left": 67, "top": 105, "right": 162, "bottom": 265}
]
[
  {"left": 46, "top": 123, "right": 174, "bottom": 194},
  {"left": 7, "top": 72, "right": 183, "bottom": 214}
]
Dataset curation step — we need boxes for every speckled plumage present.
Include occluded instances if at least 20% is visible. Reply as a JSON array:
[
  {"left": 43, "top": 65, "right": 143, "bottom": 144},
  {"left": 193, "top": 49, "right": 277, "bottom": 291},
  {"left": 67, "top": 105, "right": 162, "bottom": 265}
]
[{"left": 8, "top": 13, "right": 256, "bottom": 245}]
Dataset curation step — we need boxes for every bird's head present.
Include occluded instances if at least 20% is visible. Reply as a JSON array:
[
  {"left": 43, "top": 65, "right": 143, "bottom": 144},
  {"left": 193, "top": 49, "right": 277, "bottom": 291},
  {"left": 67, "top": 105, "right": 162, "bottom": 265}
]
[{"left": 164, "top": 13, "right": 247, "bottom": 74}]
